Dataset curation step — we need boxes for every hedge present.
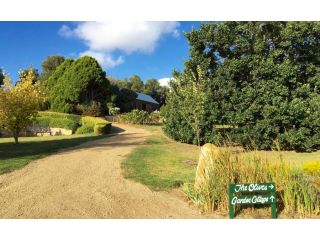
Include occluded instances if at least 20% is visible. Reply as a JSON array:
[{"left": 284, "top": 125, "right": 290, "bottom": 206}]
[
  {"left": 36, "top": 116, "right": 79, "bottom": 133},
  {"left": 38, "top": 111, "right": 81, "bottom": 123},
  {"left": 35, "top": 112, "right": 111, "bottom": 135},
  {"left": 75, "top": 125, "right": 94, "bottom": 134},
  {"left": 81, "top": 116, "right": 112, "bottom": 135}
]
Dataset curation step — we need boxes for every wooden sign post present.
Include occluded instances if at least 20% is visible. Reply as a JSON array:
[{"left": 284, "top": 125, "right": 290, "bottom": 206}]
[{"left": 229, "top": 182, "right": 277, "bottom": 219}]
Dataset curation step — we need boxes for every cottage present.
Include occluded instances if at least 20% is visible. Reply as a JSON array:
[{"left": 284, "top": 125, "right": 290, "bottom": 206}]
[{"left": 134, "top": 92, "right": 159, "bottom": 113}]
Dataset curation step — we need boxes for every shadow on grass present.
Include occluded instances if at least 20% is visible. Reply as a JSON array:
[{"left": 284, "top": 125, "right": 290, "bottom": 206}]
[
  {"left": 0, "top": 125, "right": 127, "bottom": 175},
  {"left": 0, "top": 135, "right": 107, "bottom": 161}
]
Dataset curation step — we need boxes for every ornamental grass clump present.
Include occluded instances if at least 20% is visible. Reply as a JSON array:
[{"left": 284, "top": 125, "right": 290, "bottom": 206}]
[{"left": 184, "top": 143, "right": 320, "bottom": 217}]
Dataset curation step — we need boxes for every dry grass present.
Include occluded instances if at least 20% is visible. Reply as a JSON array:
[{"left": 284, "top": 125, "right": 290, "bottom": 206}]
[{"left": 184, "top": 143, "right": 320, "bottom": 218}]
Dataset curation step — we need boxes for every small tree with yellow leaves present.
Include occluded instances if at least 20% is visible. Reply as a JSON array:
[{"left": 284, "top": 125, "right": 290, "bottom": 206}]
[{"left": 0, "top": 69, "right": 44, "bottom": 143}]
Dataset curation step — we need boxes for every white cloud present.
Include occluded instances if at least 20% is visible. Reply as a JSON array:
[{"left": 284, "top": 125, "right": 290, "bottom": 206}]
[
  {"left": 80, "top": 50, "right": 124, "bottom": 68},
  {"left": 158, "top": 77, "right": 173, "bottom": 87},
  {"left": 59, "top": 21, "right": 180, "bottom": 68}
]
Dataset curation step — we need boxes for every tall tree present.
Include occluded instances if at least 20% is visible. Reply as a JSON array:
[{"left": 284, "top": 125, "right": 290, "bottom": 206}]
[
  {"left": 163, "top": 21, "right": 320, "bottom": 151},
  {"left": 40, "top": 55, "right": 65, "bottom": 82},
  {"left": 144, "top": 78, "right": 168, "bottom": 106},
  {"left": 129, "top": 75, "right": 144, "bottom": 92},
  {"left": 175, "top": 66, "right": 209, "bottom": 146},
  {"left": 144, "top": 78, "right": 159, "bottom": 95},
  {"left": 49, "top": 56, "right": 110, "bottom": 113}
]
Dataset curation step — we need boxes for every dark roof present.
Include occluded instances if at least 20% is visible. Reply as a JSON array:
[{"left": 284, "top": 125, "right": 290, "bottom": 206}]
[{"left": 136, "top": 92, "right": 159, "bottom": 105}]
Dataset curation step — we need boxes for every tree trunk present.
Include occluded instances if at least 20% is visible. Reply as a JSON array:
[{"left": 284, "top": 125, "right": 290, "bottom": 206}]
[{"left": 13, "top": 134, "right": 19, "bottom": 144}]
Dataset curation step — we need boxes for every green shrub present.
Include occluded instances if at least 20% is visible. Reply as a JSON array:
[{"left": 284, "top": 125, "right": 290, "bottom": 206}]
[
  {"left": 81, "top": 116, "right": 111, "bottom": 135},
  {"left": 81, "top": 116, "right": 106, "bottom": 126},
  {"left": 76, "top": 101, "right": 102, "bottom": 117},
  {"left": 147, "top": 110, "right": 161, "bottom": 125},
  {"left": 38, "top": 111, "right": 81, "bottom": 123},
  {"left": 36, "top": 116, "right": 79, "bottom": 132},
  {"left": 109, "top": 107, "right": 120, "bottom": 116},
  {"left": 161, "top": 103, "right": 197, "bottom": 144},
  {"left": 118, "top": 109, "right": 149, "bottom": 125},
  {"left": 75, "top": 125, "right": 94, "bottom": 134},
  {"left": 94, "top": 123, "right": 112, "bottom": 135}
]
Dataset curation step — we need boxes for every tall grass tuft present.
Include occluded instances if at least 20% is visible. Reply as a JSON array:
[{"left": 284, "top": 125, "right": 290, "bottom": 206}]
[{"left": 184, "top": 143, "right": 320, "bottom": 217}]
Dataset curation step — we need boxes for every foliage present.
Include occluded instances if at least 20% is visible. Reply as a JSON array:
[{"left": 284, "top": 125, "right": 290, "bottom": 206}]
[
  {"left": 174, "top": 66, "right": 209, "bottom": 146},
  {"left": 94, "top": 123, "right": 112, "bottom": 135},
  {"left": 117, "top": 88, "right": 137, "bottom": 112},
  {"left": 184, "top": 144, "right": 320, "bottom": 217},
  {"left": 36, "top": 116, "right": 79, "bottom": 132},
  {"left": 110, "top": 75, "right": 168, "bottom": 108},
  {"left": 38, "top": 111, "right": 81, "bottom": 123},
  {"left": 81, "top": 116, "right": 111, "bottom": 135},
  {"left": 75, "top": 125, "right": 94, "bottom": 134},
  {"left": 147, "top": 110, "right": 162, "bottom": 125},
  {"left": 45, "top": 58, "right": 74, "bottom": 92},
  {"left": 48, "top": 56, "right": 110, "bottom": 114},
  {"left": 129, "top": 75, "right": 144, "bottom": 92},
  {"left": 75, "top": 101, "right": 102, "bottom": 117},
  {"left": 17, "top": 67, "right": 39, "bottom": 84},
  {"left": 0, "top": 71, "right": 44, "bottom": 143},
  {"left": 161, "top": 96, "right": 196, "bottom": 144},
  {"left": 118, "top": 109, "right": 149, "bottom": 125},
  {"left": 163, "top": 22, "right": 320, "bottom": 151},
  {"left": 109, "top": 107, "right": 120, "bottom": 116},
  {"left": 302, "top": 161, "right": 320, "bottom": 175},
  {"left": 39, "top": 55, "right": 65, "bottom": 83},
  {"left": 144, "top": 78, "right": 169, "bottom": 106}
]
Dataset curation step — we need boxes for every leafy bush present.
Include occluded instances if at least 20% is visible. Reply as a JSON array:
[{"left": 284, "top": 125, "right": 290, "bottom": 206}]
[
  {"left": 184, "top": 144, "right": 320, "bottom": 217},
  {"left": 162, "top": 22, "right": 320, "bottom": 152},
  {"left": 75, "top": 125, "right": 94, "bottom": 134},
  {"left": 94, "top": 123, "right": 112, "bottom": 135},
  {"left": 161, "top": 102, "right": 198, "bottom": 144},
  {"left": 81, "top": 116, "right": 111, "bottom": 135},
  {"left": 76, "top": 101, "right": 102, "bottom": 117},
  {"left": 147, "top": 110, "right": 162, "bottom": 125},
  {"left": 109, "top": 107, "right": 120, "bottom": 116},
  {"left": 302, "top": 161, "right": 320, "bottom": 175},
  {"left": 36, "top": 116, "right": 79, "bottom": 132},
  {"left": 118, "top": 109, "right": 149, "bottom": 125},
  {"left": 38, "top": 111, "right": 81, "bottom": 123}
]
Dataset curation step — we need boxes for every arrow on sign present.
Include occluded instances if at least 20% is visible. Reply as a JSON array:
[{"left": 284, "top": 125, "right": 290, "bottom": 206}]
[
  {"left": 270, "top": 196, "right": 275, "bottom": 202},
  {"left": 269, "top": 184, "right": 274, "bottom": 189}
]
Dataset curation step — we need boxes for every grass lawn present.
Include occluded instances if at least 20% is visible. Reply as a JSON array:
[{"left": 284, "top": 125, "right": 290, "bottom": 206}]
[
  {"left": 0, "top": 134, "right": 107, "bottom": 175},
  {"left": 122, "top": 125, "right": 200, "bottom": 191},
  {"left": 122, "top": 125, "right": 320, "bottom": 191}
]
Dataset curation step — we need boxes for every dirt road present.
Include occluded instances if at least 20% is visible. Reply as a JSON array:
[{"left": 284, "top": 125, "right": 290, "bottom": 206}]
[{"left": 0, "top": 124, "right": 203, "bottom": 218}]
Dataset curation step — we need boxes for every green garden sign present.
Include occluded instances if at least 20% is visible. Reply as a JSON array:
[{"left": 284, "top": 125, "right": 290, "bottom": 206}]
[{"left": 229, "top": 182, "right": 277, "bottom": 219}]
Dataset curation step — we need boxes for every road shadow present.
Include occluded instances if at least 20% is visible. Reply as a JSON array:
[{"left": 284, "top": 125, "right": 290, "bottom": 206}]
[{"left": 111, "top": 125, "right": 126, "bottom": 134}]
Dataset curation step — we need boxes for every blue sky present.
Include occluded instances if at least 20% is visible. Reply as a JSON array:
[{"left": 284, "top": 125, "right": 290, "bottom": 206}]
[{"left": 0, "top": 21, "right": 201, "bottom": 84}]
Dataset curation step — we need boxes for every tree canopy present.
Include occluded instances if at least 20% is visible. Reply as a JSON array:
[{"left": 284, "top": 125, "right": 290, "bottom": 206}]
[
  {"left": 40, "top": 55, "right": 65, "bottom": 83},
  {"left": 48, "top": 56, "right": 110, "bottom": 114},
  {"left": 0, "top": 70, "right": 44, "bottom": 143},
  {"left": 162, "top": 21, "right": 320, "bottom": 151}
]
